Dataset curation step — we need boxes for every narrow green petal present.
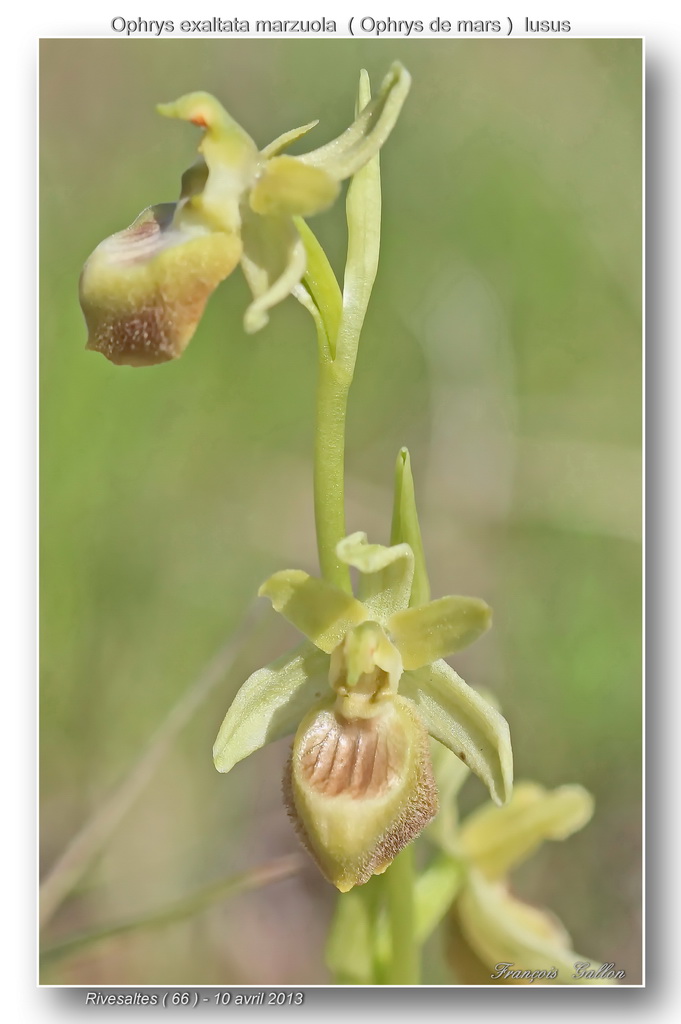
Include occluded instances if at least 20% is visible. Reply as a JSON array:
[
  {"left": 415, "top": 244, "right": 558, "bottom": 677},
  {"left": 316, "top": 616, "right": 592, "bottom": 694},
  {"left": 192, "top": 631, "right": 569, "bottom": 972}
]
[
  {"left": 460, "top": 783, "right": 595, "bottom": 881},
  {"left": 459, "top": 871, "right": 618, "bottom": 985},
  {"left": 240, "top": 210, "right": 306, "bottom": 333},
  {"left": 261, "top": 120, "right": 319, "bottom": 158},
  {"left": 297, "top": 62, "right": 411, "bottom": 181},
  {"left": 258, "top": 570, "right": 367, "bottom": 653},
  {"left": 400, "top": 661, "right": 512, "bottom": 805},
  {"left": 250, "top": 156, "right": 340, "bottom": 218},
  {"left": 213, "top": 642, "right": 328, "bottom": 773},
  {"left": 390, "top": 447, "right": 430, "bottom": 607},
  {"left": 336, "top": 532, "right": 414, "bottom": 622},
  {"left": 389, "top": 596, "right": 492, "bottom": 670}
]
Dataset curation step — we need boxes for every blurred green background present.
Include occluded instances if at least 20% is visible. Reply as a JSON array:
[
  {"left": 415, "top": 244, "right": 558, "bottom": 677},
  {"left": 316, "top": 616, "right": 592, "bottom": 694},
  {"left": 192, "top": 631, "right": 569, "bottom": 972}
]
[{"left": 40, "top": 39, "right": 642, "bottom": 984}]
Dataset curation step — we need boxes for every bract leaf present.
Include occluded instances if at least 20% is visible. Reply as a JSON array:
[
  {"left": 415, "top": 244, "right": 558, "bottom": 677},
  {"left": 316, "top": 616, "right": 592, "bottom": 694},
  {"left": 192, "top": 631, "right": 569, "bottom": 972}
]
[
  {"left": 294, "top": 217, "right": 343, "bottom": 358},
  {"left": 390, "top": 447, "right": 430, "bottom": 607},
  {"left": 333, "top": 69, "right": 382, "bottom": 375}
]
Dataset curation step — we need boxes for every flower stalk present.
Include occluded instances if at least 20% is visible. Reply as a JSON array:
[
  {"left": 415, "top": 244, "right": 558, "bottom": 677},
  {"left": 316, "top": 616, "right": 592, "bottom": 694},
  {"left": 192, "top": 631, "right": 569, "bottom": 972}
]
[
  {"left": 384, "top": 847, "right": 419, "bottom": 984},
  {"left": 314, "top": 358, "right": 353, "bottom": 591}
]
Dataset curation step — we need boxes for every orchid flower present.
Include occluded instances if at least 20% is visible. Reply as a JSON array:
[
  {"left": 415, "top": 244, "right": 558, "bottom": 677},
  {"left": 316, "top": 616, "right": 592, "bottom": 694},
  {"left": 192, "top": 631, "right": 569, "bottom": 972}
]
[
  {"left": 213, "top": 516, "right": 512, "bottom": 892},
  {"left": 79, "top": 64, "right": 410, "bottom": 366}
]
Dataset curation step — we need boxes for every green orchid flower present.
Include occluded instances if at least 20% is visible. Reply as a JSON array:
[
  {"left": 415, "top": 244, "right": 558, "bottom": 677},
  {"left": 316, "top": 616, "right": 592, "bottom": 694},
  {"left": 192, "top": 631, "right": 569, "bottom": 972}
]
[
  {"left": 79, "top": 63, "right": 410, "bottom": 366},
  {"left": 439, "top": 772, "right": 618, "bottom": 985},
  {"left": 213, "top": 525, "right": 512, "bottom": 893}
]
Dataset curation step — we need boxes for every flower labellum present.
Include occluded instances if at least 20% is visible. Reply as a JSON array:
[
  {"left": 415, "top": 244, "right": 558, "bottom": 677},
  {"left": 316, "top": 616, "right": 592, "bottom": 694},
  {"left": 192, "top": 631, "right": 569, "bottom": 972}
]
[
  {"left": 80, "top": 204, "right": 242, "bottom": 366},
  {"left": 283, "top": 621, "right": 437, "bottom": 891},
  {"left": 285, "top": 694, "right": 437, "bottom": 892}
]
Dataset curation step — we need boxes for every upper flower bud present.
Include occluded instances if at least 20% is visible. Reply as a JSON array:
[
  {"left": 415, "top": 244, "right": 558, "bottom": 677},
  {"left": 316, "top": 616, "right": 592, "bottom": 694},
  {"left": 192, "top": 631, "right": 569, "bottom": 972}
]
[{"left": 79, "top": 64, "right": 411, "bottom": 366}]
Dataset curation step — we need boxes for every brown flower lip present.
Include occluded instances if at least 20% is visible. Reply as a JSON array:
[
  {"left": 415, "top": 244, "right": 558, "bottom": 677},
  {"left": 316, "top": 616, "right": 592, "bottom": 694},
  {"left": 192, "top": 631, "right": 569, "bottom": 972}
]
[
  {"left": 284, "top": 699, "right": 438, "bottom": 891},
  {"left": 80, "top": 204, "right": 241, "bottom": 367}
]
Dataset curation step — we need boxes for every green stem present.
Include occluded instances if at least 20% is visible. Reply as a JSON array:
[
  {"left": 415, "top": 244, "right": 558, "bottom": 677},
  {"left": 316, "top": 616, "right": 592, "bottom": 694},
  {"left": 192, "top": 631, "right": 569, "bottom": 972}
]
[
  {"left": 314, "top": 360, "right": 352, "bottom": 591},
  {"left": 384, "top": 846, "right": 420, "bottom": 984}
]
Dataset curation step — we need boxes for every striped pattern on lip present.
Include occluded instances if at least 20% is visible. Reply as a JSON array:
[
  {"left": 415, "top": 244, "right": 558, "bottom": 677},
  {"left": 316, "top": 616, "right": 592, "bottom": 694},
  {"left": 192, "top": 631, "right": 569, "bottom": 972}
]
[{"left": 298, "top": 708, "right": 407, "bottom": 800}]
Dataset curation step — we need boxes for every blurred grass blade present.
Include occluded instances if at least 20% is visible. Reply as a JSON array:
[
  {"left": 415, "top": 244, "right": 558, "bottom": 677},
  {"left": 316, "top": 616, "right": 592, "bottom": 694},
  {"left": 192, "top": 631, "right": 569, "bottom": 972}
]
[
  {"left": 39, "top": 603, "right": 264, "bottom": 929},
  {"left": 40, "top": 854, "right": 302, "bottom": 966}
]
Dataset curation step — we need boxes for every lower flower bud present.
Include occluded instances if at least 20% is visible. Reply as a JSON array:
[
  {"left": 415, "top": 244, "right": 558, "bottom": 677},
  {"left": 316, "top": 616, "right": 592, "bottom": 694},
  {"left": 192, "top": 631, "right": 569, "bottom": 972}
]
[{"left": 284, "top": 696, "right": 438, "bottom": 891}]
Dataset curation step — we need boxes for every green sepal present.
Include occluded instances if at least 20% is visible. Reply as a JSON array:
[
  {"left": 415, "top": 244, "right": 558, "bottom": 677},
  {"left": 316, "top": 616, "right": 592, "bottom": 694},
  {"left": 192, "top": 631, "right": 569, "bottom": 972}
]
[
  {"left": 212, "top": 642, "right": 329, "bottom": 774},
  {"left": 258, "top": 569, "right": 367, "bottom": 653},
  {"left": 390, "top": 447, "right": 430, "bottom": 607},
  {"left": 336, "top": 532, "right": 414, "bottom": 621},
  {"left": 399, "top": 660, "right": 513, "bottom": 806},
  {"left": 388, "top": 595, "right": 492, "bottom": 670}
]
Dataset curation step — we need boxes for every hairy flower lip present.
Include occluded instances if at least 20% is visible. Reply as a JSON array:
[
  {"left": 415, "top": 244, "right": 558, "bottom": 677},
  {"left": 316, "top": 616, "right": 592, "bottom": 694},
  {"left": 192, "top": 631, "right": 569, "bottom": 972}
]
[
  {"left": 80, "top": 203, "right": 242, "bottom": 367},
  {"left": 284, "top": 697, "right": 438, "bottom": 891}
]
